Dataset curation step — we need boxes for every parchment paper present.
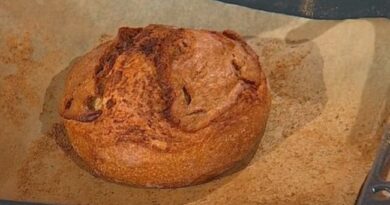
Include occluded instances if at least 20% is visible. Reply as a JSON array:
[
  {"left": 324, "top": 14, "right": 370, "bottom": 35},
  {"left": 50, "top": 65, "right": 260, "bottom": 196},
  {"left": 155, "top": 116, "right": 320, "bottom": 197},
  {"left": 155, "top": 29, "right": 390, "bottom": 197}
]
[{"left": 0, "top": 0, "right": 389, "bottom": 204}]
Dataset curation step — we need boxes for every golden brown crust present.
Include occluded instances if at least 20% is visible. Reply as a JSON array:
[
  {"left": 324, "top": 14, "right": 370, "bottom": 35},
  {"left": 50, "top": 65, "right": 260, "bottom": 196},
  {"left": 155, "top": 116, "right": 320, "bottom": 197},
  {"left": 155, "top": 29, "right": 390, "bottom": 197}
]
[{"left": 59, "top": 24, "right": 271, "bottom": 188}]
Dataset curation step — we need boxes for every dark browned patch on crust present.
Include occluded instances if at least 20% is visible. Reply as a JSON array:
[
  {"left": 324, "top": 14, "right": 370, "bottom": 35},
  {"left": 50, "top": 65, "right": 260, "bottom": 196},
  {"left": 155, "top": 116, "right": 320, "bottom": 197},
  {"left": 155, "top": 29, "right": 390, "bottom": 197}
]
[
  {"left": 231, "top": 59, "right": 241, "bottom": 71},
  {"left": 64, "top": 98, "right": 73, "bottom": 110},
  {"left": 139, "top": 38, "right": 159, "bottom": 56},
  {"left": 182, "top": 86, "right": 191, "bottom": 105},
  {"left": 106, "top": 98, "right": 116, "bottom": 109},
  {"left": 117, "top": 27, "right": 142, "bottom": 43},
  {"left": 78, "top": 110, "right": 102, "bottom": 122},
  {"left": 231, "top": 59, "right": 241, "bottom": 78},
  {"left": 222, "top": 30, "right": 243, "bottom": 42},
  {"left": 95, "top": 64, "right": 104, "bottom": 77},
  {"left": 187, "top": 109, "right": 206, "bottom": 116},
  {"left": 240, "top": 78, "right": 257, "bottom": 86}
]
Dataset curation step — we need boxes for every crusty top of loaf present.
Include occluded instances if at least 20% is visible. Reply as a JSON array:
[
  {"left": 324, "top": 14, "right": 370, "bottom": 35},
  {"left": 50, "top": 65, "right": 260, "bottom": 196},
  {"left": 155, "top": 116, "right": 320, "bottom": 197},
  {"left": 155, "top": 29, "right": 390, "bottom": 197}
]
[
  {"left": 60, "top": 24, "right": 266, "bottom": 152},
  {"left": 59, "top": 24, "right": 270, "bottom": 187}
]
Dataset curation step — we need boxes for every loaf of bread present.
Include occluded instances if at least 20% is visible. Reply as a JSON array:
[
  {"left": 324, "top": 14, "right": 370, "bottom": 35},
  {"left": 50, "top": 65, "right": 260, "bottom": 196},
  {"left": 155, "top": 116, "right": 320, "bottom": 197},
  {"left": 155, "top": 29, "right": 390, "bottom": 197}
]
[{"left": 59, "top": 25, "right": 271, "bottom": 188}]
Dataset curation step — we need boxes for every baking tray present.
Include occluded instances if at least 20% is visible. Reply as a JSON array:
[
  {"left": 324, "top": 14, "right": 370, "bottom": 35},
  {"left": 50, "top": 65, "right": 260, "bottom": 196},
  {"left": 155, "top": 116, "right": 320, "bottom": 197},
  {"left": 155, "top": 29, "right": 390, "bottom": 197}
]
[{"left": 0, "top": 0, "right": 389, "bottom": 204}]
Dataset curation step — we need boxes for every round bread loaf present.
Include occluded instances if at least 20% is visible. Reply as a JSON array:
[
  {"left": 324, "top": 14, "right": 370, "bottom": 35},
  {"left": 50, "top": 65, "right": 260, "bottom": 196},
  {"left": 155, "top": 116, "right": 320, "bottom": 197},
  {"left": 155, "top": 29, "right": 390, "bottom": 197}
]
[{"left": 59, "top": 25, "right": 271, "bottom": 188}]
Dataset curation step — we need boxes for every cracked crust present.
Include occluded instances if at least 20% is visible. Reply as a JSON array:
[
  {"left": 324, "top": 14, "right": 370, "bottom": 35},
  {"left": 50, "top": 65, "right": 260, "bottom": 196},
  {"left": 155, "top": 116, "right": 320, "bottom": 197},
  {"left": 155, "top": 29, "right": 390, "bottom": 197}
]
[{"left": 59, "top": 25, "right": 271, "bottom": 188}]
